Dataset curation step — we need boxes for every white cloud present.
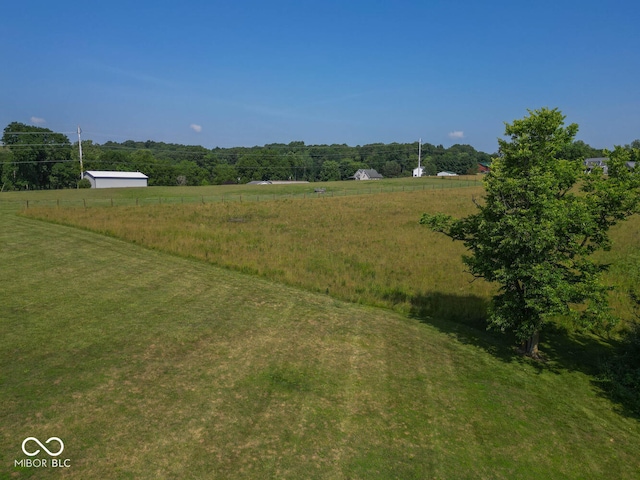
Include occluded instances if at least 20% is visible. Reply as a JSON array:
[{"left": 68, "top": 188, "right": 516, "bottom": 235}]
[
  {"left": 30, "top": 116, "right": 46, "bottom": 125},
  {"left": 190, "top": 124, "right": 202, "bottom": 133},
  {"left": 448, "top": 130, "right": 464, "bottom": 139}
]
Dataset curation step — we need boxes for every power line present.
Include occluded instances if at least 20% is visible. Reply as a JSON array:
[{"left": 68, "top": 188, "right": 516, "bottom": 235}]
[
  {"left": 0, "top": 131, "right": 75, "bottom": 135},
  {"left": 0, "top": 157, "right": 366, "bottom": 172},
  {"left": 1, "top": 159, "right": 76, "bottom": 165},
  {"left": 0, "top": 143, "right": 72, "bottom": 148}
]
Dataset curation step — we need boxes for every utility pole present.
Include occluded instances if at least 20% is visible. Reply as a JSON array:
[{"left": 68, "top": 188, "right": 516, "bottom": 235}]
[
  {"left": 418, "top": 138, "right": 422, "bottom": 177},
  {"left": 77, "top": 126, "right": 84, "bottom": 181}
]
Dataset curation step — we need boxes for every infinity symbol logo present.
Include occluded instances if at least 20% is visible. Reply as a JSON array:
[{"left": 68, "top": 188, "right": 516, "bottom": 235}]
[{"left": 21, "top": 437, "right": 65, "bottom": 457}]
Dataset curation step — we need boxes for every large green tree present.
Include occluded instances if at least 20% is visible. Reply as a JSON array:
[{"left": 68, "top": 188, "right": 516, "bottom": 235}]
[
  {"left": 0, "top": 147, "right": 15, "bottom": 190},
  {"left": 2, "top": 122, "right": 72, "bottom": 189},
  {"left": 320, "top": 160, "right": 341, "bottom": 181},
  {"left": 421, "top": 108, "right": 640, "bottom": 356}
]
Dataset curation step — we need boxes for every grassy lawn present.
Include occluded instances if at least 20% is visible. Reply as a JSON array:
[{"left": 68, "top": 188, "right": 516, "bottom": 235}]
[{"left": 1, "top": 183, "right": 640, "bottom": 478}]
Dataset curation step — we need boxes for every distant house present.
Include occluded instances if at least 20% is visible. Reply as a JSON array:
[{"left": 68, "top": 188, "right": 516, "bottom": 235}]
[
  {"left": 583, "top": 157, "right": 638, "bottom": 174},
  {"left": 351, "top": 169, "right": 383, "bottom": 180},
  {"left": 83, "top": 171, "right": 148, "bottom": 188},
  {"left": 584, "top": 158, "right": 608, "bottom": 174},
  {"left": 437, "top": 171, "right": 458, "bottom": 177},
  {"left": 478, "top": 162, "right": 491, "bottom": 173},
  {"left": 413, "top": 166, "right": 424, "bottom": 177}
]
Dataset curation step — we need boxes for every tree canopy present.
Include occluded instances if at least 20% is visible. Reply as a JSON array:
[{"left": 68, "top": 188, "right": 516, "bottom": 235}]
[
  {"left": 0, "top": 119, "right": 632, "bottom": 191},
  {"left": 1, "top": 122, "right": 72, "bottom": 190},
  {"left": 1, "top": 123, "right": 502, "bottom": 189},
  {"left": 421, "top": 108, "right": 640, "bottom": 357}
]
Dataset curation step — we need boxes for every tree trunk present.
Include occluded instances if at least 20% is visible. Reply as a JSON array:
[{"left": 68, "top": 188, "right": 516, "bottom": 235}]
[{"left": 522, "top": 330, "right": 540, "bottom": 358}]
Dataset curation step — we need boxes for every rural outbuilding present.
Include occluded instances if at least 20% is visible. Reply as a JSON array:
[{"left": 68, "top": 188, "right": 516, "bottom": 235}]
[
  {"left": 83, "top": 171, "right": 149, "bottom": 189},
  {"left": 478, "top": 162, "right": 491, "bottom": 173}
]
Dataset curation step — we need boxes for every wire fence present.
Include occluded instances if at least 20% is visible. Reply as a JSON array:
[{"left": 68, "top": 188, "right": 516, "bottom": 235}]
[{"left": 3, "top": 178, "right": 483, "bottom": 211}]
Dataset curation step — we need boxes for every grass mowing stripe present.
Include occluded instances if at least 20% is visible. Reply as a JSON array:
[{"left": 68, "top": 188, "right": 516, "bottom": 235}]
[{"left": 1, "top": 211, "right": 639, "bottom": 478}]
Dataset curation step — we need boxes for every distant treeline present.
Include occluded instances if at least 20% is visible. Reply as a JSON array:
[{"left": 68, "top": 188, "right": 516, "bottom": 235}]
[{"left": 0, "top": 121, "right": 621, "bottom": 190}]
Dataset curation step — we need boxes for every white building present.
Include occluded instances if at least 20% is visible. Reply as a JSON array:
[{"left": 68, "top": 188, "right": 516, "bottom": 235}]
[
  {"left": 83, "top": 171, "right": 149, "bottom": 189},
  {"left": 437, "top": 171, "right": 458, "bottom": 177},
  {"left": 413, "top": 167, "right": 424, "bottom": 177}
]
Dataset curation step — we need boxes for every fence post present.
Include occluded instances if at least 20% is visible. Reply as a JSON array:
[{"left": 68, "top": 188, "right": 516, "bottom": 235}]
[
  {"left": 26, "top": 200, "right": 29, "bottom": 209},
  {"left": 83, "top": 199, "right": 86, "bottom": 208}
]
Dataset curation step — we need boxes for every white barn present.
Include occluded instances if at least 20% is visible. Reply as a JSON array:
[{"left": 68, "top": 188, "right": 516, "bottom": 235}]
[{"left": 83, "top": 171, "right": 148, "bottom": 189}]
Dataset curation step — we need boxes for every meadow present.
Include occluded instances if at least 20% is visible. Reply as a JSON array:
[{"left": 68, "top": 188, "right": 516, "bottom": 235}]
[
  {"left": 2, "top": 178, "right": 640, "bottom": 479},
  {"left": 19, "top": 177, "right": 640, "bottom": 325}
]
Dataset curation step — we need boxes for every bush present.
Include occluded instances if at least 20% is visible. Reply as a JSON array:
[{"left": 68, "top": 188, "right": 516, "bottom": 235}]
[{"left": 77, "top": 178, "right": 92, "bottom": 189}]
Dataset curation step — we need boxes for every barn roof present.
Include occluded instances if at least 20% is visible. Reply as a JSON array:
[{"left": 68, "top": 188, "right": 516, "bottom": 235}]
[{"left": 84, "top": 171, "right": 148, "bottom": 179}]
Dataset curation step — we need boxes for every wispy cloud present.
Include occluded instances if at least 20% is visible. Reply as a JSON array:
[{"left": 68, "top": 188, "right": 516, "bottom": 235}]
[
  {"left": 300, "top": 90, "right": 383, "bottom": 109},
  {"left": 89, "top": 62, "right": 174, "bottom": 88},
  {"left": 448, "top": 130, "right": 464, "bottom": 139},
  {"left": 30, "top": 116, "right": 46, "bottom": 125},
  {"left": 190, "top": 124, "right": 202, "bottom": 133}
]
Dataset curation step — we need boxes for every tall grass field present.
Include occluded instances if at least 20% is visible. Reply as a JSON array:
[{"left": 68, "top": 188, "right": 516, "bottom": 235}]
[
  {"left": 18, "top": 179, "right": 640, "bottom": 324},
  {"left": 2, "top": 179, "right": 640, "bottom": 479}
]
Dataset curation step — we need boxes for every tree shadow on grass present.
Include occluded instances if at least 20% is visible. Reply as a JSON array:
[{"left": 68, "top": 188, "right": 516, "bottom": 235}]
[
  {"left": 407, "top": 291, "right": 519, "bottom": 364},
  {"left": 406, "top": 291, "right": 640, "bottom": 420},
  {"left": 543, "top": 323, "right": 640, "bottom": 420}
]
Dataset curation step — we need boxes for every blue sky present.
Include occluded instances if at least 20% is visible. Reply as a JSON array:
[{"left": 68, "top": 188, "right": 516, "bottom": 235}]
[{"left": 1, "top": 0, "right": 638, "bottom": 153}]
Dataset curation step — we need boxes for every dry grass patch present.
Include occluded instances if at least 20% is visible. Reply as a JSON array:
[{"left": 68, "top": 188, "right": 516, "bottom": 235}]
[
  {"left": 23, "top": 188, "right": 495, "bottom": 322},
  {"left": 24, "top": 185, "right": 640, "bottom": 326}
]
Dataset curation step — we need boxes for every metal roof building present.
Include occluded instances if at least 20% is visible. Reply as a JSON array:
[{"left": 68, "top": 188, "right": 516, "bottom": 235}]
[{"left": 83, "top": 171, "right": 148, "bottom": 189}]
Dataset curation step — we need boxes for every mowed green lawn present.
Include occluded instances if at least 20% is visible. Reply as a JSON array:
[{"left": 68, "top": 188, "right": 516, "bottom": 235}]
[{"left": 1, "top": 186, "right": 640, "bottom": 479}]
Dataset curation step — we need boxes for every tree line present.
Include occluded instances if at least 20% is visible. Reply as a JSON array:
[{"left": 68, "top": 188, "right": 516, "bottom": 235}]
[{"left": 0, "top": 120, "right": 627, "bottom": 190}]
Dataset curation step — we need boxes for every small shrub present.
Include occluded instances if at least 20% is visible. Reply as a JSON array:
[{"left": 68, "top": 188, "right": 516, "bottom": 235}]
[{"left": 77, "top": 178, "right": 92, "bottom": 189}]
